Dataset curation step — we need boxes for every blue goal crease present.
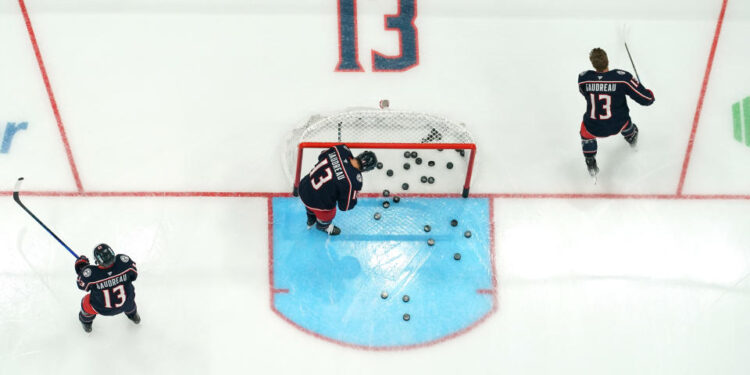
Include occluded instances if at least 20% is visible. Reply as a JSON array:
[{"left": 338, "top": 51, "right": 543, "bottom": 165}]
[{"left": 271, "top": 196, "right": 494, "bottom": 348}]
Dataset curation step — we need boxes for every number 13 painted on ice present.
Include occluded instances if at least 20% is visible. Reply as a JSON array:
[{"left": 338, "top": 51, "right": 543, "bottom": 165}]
[{"left": 336, "top": 0, "right": 419, "bottom": 72}]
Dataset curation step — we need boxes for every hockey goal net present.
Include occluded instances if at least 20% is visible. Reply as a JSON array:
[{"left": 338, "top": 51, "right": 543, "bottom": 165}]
[{"left": 284, "top": 101, "right": 477, "bottom": 197}]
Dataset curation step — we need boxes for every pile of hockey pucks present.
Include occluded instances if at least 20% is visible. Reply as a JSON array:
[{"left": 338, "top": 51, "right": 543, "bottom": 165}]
[
  {"left": 379, "top": 148, "right": 466, "bottom": 192},
  {"left": 375, "top": 213, "right": 473, "bottom": 322}
]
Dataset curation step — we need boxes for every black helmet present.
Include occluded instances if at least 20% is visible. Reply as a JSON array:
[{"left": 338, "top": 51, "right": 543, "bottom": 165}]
[
  {"left": 356, "top": 151, "right": 378, "bottom": 172},
  {"left": 93, "top": 243, "right": 116, "bottom": 267}
]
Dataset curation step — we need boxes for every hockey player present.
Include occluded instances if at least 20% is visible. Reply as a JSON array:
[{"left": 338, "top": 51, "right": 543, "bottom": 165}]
[
  {"left": 578, "top": 47, "right": 655, "bottom": 176},
  {"left": 298, "top": 144, "right": 377, "bottom": 235},
  {"left": 74, "top": 243, "right": 139, "bottom": 332}
]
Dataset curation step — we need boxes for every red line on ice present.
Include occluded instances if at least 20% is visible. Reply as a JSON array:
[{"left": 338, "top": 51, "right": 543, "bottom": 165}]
[
  {"left": 677, "top": 0, "right": 729, "bottom": 195},
  {"left": 3, "top": 191, "right": 750, "bottom": 200},
  {"left": 18, "top": 0, "right": 84, "bottom": 192}
]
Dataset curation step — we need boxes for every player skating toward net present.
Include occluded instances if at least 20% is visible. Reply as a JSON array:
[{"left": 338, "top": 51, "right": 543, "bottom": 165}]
[
  {"left": 578, "top": 48, "right": 655, "bottom": 177},
  {"left": 298, "top": 144, "right": 377, "bottom": 235},
  {"left": 75, "top": 244, "right": 140, "bottom": 332}
]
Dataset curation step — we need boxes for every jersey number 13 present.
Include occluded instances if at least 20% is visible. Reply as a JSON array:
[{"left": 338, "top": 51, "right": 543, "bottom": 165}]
[
  {"left": 589, "top": 93, "right": 612, "bottom": 120},
  {"left": 309, "top": 159, "right": 334, "bottom": 190},
  {"left": 102, "top": 285, "right": 127, "bottom": 309}
]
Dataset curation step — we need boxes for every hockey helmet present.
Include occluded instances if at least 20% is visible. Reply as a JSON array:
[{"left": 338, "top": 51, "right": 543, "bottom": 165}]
[
  {"left": 93, "top": 243, "right": 116, "bottom": 267},
  {"left": 356, "top": 151, "right": 378, "bottom": 172}
]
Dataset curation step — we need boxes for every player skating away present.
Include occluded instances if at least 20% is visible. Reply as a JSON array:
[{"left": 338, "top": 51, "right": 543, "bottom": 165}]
[
  {"left": 578, "top": 48, "right": 655, "bottom": 177},
  {"left": 75, "top": 244, "right": 140, "bottom": 332},
  {"left": 298, "top": 144, "right": 377, "bottom": 235}
]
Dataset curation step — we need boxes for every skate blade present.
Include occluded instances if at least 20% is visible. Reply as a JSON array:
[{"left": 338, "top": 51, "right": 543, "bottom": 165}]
[{"left": 588, "top": 170, "right": 599, "bottom": 184}]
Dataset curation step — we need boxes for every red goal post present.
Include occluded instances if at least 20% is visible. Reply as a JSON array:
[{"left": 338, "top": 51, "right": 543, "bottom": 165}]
[{"left": 285, "top": 103, "right": 478, "bottom": 198}]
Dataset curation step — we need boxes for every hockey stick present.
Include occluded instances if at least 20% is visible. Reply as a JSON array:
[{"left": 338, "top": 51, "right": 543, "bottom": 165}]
[
  {"left": 624, "top": 42, "right": 641, "bottom": 82},
  {"left": 12, "top": 177, "right": 79, "bottom": 258}
]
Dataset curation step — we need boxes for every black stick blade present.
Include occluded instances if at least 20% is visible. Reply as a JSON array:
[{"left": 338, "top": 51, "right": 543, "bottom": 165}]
[{"left": 13, "top": 177, "right": 24, "bottom": 202}]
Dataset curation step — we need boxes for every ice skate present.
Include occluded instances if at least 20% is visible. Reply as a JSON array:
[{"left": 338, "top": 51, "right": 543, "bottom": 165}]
[
  {"left": 81, "top": 321, "right": 92, "bottom": 333},
  {"left": 585, "top": 156, "right": 599, "bottom": 179},
  {"left": 623, "top": 123, "right": 639, "bottom": 149},
  {"left": 325, "top": 225, "right": 341, "bottom": 236},
  {"left": 316, "top": 223, "right": 341, "bottom": 236},
  {"left": 127, "top": 312, "right": 141, "bottom": 324},
  {"left": 625, "top": 130, "right": 638, "bottom": 149}
]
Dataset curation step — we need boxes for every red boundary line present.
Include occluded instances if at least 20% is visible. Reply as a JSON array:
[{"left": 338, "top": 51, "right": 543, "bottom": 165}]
[
  {"left": 18, "top": 0, "right": 83, "bottom": 193},
  {"left": 677, "top": 0, "right": 729, "bottom": 195},
  {"left": 3, "top": 191, "right": 750, "bottom": 200}
]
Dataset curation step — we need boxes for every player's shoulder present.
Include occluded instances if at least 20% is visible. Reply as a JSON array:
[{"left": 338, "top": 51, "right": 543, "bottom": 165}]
[
  {"left": 79, "top": 265, "right": 97, "bottom": 280},
  {"left": 578, "top": 70, "right": 595, "bottom": 81},
  {"left": 336, "top": 144, "right": 354, "bottom": 158},
  {"left": 115, "top": 254, "right": 135, "bottom": 267},
  {"left": 610, "top": 69, "right": 632, "bottom": 79},
  {"left": 353, "top": 170, "right": 363, "bottom": 188}
]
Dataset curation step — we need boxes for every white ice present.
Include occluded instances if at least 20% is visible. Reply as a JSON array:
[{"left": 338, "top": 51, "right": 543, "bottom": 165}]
[{"left": 1, "top": 0, "right": 749, "bottom": 374}]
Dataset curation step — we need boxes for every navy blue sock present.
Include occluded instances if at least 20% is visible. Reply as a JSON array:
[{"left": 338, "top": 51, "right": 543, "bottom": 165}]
[
  {"left": 581, "top": 138, "right": 598, "bottom": 158},
  {"left": 79, "top": 311, "right": 95, "bottom": 324}
]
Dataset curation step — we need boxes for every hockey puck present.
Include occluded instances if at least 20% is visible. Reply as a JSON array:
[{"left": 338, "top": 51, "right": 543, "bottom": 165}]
[
  {"left": 451, "top": 219, "right": 458, "bottom": 227},
  {"left": 424, "top": 225, "right": 431, "bottom": 232},
  {"left": 427, "top": 177, "right": 435, "bottom": 184},
  {"left": 438, "top": 149, "right": 443, "bottom": 152},
  {"left": 383, "top": 201, "right": 390, "bottom": 209},
  {"left": 381, "top": 291, "right": 388, "bottom": 299},
  {"left": 376, "top": 162, "right": 383, "bottom": 170},
  {"left": 446, "top": 162, "right": 454, "bottom": 169},
  {"left": 403, "top": 313, "right": 410, "bottom": 321},
  {"left": 459, "top": 150, "right": 465, "bottom": 157},
  {"left": 454, "top": 253, "right": 461, "bottom": 261},
  {"left": 402, "top": 295, "right": 410, "bottom": 303},
  {"left": 415, "top": 157, "right": 422, "bottom": 165},
  {"left": 402, "top": 183, "right": 409, "bottom": 190},
  {"left": 404, "top": 151, "right": 411, "bottom": 158},
  {"left": 393, "top": 196, "right": 401, "bottom": 203},
  {"left": 428, "top": 160, "right": 435, "bottom": 167},
  {"left": 403, "top": 163, "right": 411, "bottom": 170},
  {"left": 420, "top": 176, "right": 428, "bottom": 183},
  {"left": 374, "top": 212, "right": 381, "bottom": 220},
  {"left": 383, "top": 189, "right": 390, "bottom": 197},
  {"left": 464, "top": 230, "right": 472, "bottom": 238},
  {"left": 410, "top": 151, "right": 417, "bottom": 158},
  {"left": 387, "top": 169, "right": 394, "bottom": 177},
  {"left": 427, "top": 238, "right": 435, "bottom": 246}
]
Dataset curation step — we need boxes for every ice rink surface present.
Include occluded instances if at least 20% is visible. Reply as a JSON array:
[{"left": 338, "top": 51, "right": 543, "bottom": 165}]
[{"left": 1, "top": 0, "right": 749, "bottom": 374}]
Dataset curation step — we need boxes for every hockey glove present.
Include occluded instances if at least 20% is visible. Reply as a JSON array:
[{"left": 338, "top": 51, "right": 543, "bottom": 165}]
[{"left": 75, "top": 255, "right": 90, "bottom": 275}]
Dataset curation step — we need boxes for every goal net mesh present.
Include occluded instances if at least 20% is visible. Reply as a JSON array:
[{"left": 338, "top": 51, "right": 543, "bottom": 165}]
[{"left": 284, "top": 105, "right": 477, "bottom": 196}]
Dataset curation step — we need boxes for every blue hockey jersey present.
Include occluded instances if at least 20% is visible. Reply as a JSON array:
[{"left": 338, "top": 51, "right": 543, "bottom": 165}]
[
  {"left": 578, "top": 69, "right": 654, "bottom": 136},
  {"left": 77, "top": 254, "right": 138, "bottom": 315},
  {"left": 298, "top": 144, "right": 363, "bottom": 211}
]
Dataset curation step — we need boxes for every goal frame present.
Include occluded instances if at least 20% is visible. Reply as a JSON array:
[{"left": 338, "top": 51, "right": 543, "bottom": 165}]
[{"left": 292, "top": 141, "right": 477, "bottom": 198}]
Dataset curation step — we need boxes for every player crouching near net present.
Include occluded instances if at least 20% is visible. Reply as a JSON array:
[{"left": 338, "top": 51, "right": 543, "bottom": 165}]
[
  {"left": 74, "top": 243, "right": 140, "bottom": 332},
  {"left": 578, "top": 48, "right": 654, "bottom": 177},
  {"left": 298, "top": 144, "right": 377, "bottom": 235}
]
